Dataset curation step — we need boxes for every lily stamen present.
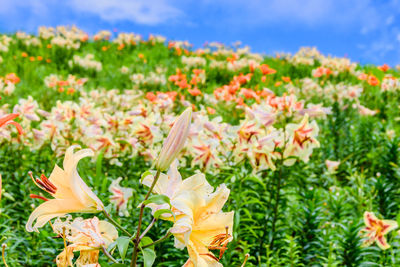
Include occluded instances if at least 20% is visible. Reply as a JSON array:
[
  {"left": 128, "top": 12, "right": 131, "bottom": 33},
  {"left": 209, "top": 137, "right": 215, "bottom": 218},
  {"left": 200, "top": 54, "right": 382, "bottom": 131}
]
[
  {"left": 38, "top": 174, "right": 57, "bottom": 193},
  {"left": 29, "top": 194, "right": 49, "bottom": 202},
  {"left": 208, "top": 226, "right": 232, "bottom": 259},
  {"left": 28, "top": 171, "right": 57, "bottom": 194}
]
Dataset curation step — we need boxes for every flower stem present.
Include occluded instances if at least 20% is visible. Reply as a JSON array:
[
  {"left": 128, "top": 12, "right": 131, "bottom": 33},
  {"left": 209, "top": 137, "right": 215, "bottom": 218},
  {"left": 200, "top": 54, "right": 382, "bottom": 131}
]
[
  {"left": 269, "top": 124, "right": 288, "bottom": 250},
  {"left": 102, "top": 246, "right": 118, "bottom": 264},
  {"left": 103, "top": 210, "right": 132, "bottom": 237},
  {"left": 142, "top": 231, "right": 171, "bottom": 249},
  {"left": 240, "top": 253, "right": 250, "bottom": 267},
  {"left": 131, "top": 170, "right": 161, "bottom": 267},
  {"left": 140, "top": 218, "right": 157, "bottom": 241},
  {"left": 2, "top": 244, "right": 8, "bottom": 267},
  {"left": 269, "top": 162, "right": 283, "bottom": 250}
]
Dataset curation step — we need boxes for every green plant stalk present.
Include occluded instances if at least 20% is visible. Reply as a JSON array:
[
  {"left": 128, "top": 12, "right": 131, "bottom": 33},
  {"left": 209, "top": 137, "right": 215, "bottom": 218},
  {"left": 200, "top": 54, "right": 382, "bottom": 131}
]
[
  {"left": 256, "top": 161, "right": 285, "bottom": 265},
  {"left": 269, "top": 161, "right": 283, "bottom": 250},
  {"left": 131, "top": 170, "right": 161, "bottom": 267},
  {"left": 142, "top": 231, "right": 172, "bottom": 249},
  {"left": 103, "top": 210, "right": 133, "bottom": 237},
  {"left": 130, "top": 218, "right": 156, "bottom": 242},
  {"left": 102, "top": 246, "right": 118, "bottom": 264},
  {"left": 257, "top": 169, "right": 276, "bottom": 261}
]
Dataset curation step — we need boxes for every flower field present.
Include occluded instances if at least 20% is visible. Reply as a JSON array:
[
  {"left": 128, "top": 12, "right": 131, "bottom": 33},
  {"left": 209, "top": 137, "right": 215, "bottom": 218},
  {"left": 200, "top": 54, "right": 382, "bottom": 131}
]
[{"left": 1, "top": 26, "right": 400, "bottom": 266}]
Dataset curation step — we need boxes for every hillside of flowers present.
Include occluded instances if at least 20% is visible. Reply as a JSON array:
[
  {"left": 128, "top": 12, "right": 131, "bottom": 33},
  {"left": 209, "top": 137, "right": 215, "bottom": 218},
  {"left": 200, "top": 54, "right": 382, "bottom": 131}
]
[{"left": 0, "top": 26, "right": 400, "bottom": 266}]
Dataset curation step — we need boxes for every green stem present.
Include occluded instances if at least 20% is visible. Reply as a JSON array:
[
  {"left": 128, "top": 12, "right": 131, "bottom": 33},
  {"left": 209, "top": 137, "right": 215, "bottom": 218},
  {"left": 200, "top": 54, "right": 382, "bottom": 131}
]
[
  {"left": 257, "top": 170, "right": 275, "bottom": 260},
  {"left": 102, "top": 246, "right": 118, "bottom": 264},
  {"left": 140, "top": 218, "right": 156, "bottom": 240},
  {"left": 130, "top": 218, "right": 156, "bottom": 242},
  {"left": 103, "top": 210, "right": 132, "bottom": 237},
  {"left": 131, "top": 170, "right": 161, "bottom": 267},
  {"left": 142, "top": 232, "right": 172, "bottom": 249},
  {"left": 269, "top": 163, "right": 283, "bottom": 250}
]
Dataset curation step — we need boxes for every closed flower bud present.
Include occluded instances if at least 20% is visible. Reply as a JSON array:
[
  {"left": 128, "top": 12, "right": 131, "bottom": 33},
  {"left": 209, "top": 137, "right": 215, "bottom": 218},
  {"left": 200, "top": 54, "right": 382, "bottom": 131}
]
[{"left": 156, "top": 108, "right": 192, "bottom": 171}]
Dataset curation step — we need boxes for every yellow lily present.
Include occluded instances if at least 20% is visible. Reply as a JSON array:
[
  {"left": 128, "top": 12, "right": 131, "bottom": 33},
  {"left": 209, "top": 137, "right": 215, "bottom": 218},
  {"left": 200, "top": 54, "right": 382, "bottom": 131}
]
[
  {"left": 26, "top": 145, "right": 104, "bottom": 232},
  {"left": 170, "top": 184, "right": 234, "bottom": 267}
]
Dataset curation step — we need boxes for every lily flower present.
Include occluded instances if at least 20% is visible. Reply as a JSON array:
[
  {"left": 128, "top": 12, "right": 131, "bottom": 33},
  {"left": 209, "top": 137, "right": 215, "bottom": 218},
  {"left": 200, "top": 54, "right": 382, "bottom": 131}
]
[
  {"left": 26, "top": 145, "right": 104, "bottom": 232},
  {"left": 53, "top": 216, "right": 118, "bottom": 267},
  {"left": 325, "top": 160, "right": 340, "bottom": 173},
  {"left": 360, "top": 211, "right": 398, "bottom": 249},
  {"left": 109, "top": 177, "right": 133, "bottom": 217},
  {"left": 170, "top": 184, "right": 234, "bottom": 267},
  {"left": 156, "top": 108, "right": 192, "bottom": 171},
  {"left": 141, "top": 160, "right": 214, "bottom": 218},
  {"left": 284, "top": 114, "right": 319, "bottom": 165}
]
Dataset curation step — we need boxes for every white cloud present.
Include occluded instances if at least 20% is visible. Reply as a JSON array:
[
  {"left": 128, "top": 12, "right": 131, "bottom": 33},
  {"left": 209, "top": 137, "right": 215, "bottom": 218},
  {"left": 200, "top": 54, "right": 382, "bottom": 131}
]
[
  {"left": 195, "top": 0, "right": 383, "bottom": 29},
  {"left": 68, "top": 0, "right": 183, "bottom": 25}
]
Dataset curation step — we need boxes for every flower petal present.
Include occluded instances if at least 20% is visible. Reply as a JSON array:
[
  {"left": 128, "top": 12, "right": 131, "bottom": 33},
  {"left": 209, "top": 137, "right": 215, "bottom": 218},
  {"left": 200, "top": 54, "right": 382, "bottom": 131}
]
[
  {"left": 363, "top": 211, "right": 377, "bottom": 228},
  {"left": 26, "top": 198, "right": 85, "bottom": 232},
  {"left": 381, "top": 220, "right": 398, "bottom": 235}
]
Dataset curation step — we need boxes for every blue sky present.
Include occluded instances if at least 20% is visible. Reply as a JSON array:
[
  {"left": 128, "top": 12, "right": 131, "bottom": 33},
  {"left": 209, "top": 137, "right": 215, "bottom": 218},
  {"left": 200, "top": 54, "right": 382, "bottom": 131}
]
[{"left": 0, "top": 0, "right": 399, "bottom": 66}]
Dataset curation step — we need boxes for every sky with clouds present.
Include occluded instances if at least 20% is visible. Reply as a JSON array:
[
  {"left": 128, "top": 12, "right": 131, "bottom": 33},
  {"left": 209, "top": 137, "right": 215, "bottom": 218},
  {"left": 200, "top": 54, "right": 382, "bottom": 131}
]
[{"left": 0, "top": 0, "right": 399, "bottom": 65}]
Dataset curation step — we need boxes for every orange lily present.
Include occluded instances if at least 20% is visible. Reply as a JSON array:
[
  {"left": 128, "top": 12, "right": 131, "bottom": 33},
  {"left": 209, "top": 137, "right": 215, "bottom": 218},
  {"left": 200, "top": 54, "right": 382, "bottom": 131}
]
[{"left": 378, "top": 64, "right": 390, "bottom": 72}]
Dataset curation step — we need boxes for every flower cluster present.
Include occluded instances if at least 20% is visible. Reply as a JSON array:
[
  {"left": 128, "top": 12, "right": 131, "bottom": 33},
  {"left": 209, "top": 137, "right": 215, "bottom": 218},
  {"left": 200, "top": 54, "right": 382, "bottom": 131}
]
[
  {"left": 0, "top": 73, "right": 20, "bottom": 95},
  {"left": 39, "top": 26, "right": 88, "bottom": 49},
  {"left": 69, "top": 54, "right": 102, "bottom": 72},
  {"left": 44, "top": 74, "right": 87, "bottom": 94},
  {"left": 22, "top": 107, "right": 235, "bottom": 266},
  {"left": 113, "top": 32, "right": 142, "bottom": 47},
  {"left": 93, "top": 30, "right": 112, "bottom": 41},
  {"left": 0, "top": 88, "right": 323, "bottom": 175}
]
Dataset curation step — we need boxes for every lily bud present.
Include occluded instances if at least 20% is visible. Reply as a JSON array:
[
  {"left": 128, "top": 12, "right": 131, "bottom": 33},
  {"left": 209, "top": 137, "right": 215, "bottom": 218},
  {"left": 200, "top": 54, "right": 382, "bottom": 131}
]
[{"left": 156, "top": 108, "right": 192, "bottom": 171}]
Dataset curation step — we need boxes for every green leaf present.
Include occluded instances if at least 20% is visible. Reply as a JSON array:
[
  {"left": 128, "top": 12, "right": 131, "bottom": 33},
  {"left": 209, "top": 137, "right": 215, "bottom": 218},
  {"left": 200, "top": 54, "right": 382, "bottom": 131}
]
[
  {"left": 153, "top": 208, "right": 175, "bottom": 222},
  {"left": 141, "top": 247, "right": 156, "bottom": 267},
  {"left": 143, "top": 195, "right": 170, "bottom": 206},
  {"left": 110, "top": 264, "right": 129, "bottom": 267},
  {"left": 116, "top": 236, "right": 131, "bottom": 262},
  {"left": 2, "top": 192, "right": 15, "bottom": 201},
  {"left": 107, "top": 241, "right": 117, "bottom": 253},
  {"left": 140, "top": 236, "right": 154, "bottom": 248}
]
